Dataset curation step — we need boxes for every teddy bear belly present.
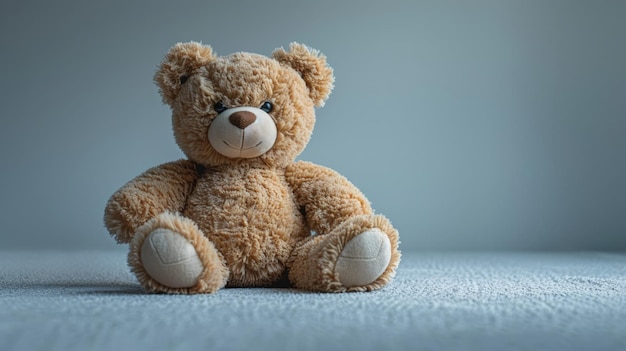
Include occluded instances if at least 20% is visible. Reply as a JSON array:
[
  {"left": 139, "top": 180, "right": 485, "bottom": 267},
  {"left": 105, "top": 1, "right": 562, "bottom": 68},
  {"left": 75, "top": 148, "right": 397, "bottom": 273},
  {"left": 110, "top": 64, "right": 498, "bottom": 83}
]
[{"left": 183, "top": 169, "right": 307, "bottom": 287}]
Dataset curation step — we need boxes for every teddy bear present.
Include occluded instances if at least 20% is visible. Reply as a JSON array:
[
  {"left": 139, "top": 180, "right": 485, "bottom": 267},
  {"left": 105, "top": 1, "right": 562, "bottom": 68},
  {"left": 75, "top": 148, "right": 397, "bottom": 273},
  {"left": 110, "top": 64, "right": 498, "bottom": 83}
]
[{"left": 104, "top": 42, "right": 400, "bottom": 294}]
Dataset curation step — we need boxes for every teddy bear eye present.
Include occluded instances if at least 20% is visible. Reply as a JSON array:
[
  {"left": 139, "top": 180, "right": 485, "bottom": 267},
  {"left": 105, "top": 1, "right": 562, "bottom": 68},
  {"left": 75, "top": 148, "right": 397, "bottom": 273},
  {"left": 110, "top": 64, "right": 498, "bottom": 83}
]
[
  {"left": 214, "top": 101, "right": 228, "bottom": 113},
  {"left": 179, "top": 75, "right": 189, "bottom": 84},
  {"left": 260, "top": 101, "right": 273, "bottom": 113}
]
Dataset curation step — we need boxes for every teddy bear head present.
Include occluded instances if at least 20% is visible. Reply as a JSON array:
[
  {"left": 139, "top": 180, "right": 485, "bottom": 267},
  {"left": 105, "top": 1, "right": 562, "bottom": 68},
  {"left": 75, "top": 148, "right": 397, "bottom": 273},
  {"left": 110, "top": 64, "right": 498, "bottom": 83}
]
[{"left": 154, "top": 42, "right": 334, "bottom": 168}]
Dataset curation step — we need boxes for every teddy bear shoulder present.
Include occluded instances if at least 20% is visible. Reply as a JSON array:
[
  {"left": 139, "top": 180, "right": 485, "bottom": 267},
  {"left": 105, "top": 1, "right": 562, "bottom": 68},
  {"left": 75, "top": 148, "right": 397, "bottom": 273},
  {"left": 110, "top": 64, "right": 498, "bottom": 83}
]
[{"left": 285, "top": 160, "right": 347, "bottom": 189}]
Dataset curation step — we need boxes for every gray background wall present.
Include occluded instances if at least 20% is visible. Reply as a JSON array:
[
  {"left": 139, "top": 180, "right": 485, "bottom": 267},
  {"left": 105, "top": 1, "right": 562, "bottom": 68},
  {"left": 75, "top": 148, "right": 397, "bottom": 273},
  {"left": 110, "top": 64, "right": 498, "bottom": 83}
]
[{"left": 0, "top": 0, "right": 624, "bottom": 251}]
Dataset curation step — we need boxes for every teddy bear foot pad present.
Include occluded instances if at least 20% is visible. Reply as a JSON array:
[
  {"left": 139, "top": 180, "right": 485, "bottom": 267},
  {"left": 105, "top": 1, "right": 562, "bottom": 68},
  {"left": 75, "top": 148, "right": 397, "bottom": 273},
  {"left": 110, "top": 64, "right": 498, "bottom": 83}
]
[
  {"left": 140, "top": 228, "right": 204, "bottom": 288},
  {"left": 335, "top": 229, "right": 392, "bottom": 287}
]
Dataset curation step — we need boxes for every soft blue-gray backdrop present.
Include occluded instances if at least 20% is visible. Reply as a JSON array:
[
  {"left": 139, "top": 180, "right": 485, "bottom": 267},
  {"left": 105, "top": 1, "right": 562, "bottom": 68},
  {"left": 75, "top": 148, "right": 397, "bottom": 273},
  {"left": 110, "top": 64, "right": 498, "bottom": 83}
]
[{"left": 0, "top": 0, "right": 624, "bottom": 251}]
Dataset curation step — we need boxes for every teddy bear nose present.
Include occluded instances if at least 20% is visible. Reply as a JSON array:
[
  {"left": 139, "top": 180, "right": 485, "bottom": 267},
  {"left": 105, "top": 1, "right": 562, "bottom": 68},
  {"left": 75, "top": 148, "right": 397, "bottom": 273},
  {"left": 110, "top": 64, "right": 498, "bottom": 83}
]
[{"left": 228, "top": 111, "right": 257, "bottom": 129}]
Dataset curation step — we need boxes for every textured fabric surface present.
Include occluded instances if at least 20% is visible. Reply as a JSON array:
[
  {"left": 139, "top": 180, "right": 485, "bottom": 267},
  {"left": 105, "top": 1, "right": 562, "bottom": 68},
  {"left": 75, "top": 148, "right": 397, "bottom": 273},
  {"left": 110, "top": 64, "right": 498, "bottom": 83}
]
[{"left": 1, "top": 251, "right": 625, "bottom": 351}]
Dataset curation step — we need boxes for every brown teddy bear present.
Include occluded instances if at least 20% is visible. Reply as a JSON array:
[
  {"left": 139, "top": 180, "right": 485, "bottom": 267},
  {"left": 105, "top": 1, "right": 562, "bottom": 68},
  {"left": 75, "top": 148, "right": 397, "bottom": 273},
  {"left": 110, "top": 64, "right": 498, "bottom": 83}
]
[{"left": 104, "top": 42, "right": 400, "bottom": 294}]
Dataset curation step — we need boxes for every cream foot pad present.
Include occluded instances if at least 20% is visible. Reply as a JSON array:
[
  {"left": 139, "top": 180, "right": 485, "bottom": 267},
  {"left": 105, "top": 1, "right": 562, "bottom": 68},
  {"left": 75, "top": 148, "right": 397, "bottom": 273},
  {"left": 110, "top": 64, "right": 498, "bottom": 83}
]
[
  {"left": 335, "top": 229, "right": 392, "bottom": 287},
  {"left": 141, "top": 228, "right": 204, "bottom": 288}
]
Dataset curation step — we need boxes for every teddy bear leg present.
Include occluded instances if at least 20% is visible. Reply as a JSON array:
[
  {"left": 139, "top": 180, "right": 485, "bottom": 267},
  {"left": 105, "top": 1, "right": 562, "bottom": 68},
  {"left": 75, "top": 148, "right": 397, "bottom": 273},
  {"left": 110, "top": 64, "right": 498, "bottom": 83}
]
[
  {"left": 128, "top": 212, "right": 229, "bottom": 294},
  {"left": 288, "top": 214, "right": 400, "bottom": 292}
]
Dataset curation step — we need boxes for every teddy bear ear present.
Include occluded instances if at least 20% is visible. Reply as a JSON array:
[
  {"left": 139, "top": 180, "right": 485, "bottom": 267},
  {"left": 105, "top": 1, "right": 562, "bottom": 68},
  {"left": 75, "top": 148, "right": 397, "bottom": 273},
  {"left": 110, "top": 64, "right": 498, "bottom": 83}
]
[
  {"left": 272, "top": 43, "right": 335, "bottom": 107},
  {"left": 154, "top": 41, "right": 216, "bottom": 105}
]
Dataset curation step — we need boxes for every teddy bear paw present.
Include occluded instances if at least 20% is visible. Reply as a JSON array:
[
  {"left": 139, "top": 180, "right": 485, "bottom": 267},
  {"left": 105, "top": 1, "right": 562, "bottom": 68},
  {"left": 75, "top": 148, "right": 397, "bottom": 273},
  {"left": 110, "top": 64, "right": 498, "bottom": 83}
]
[
  {"left": 140, "top": 228, "right": 204, "bottom": 288},
  {"left": 335, "top": 229, "right": 392, "bottom": 288}
]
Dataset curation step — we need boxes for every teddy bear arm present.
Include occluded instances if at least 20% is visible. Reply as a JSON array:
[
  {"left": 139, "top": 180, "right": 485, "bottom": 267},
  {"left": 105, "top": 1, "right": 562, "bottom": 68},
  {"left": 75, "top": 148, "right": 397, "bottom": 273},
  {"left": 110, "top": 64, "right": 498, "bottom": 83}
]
[
  {"left": 104, "top": 159, "right": 199, "bottom": 243},
  {"left": 285, "top": 161, "right": 373, "bottom": 235}
]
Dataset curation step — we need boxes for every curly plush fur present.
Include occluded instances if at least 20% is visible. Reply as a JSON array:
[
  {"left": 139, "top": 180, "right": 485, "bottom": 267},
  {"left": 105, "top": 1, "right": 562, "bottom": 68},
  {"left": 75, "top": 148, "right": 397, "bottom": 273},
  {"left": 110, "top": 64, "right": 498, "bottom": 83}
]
[{"left": 104, "top": 42, "right": 400, "bottom": 293}]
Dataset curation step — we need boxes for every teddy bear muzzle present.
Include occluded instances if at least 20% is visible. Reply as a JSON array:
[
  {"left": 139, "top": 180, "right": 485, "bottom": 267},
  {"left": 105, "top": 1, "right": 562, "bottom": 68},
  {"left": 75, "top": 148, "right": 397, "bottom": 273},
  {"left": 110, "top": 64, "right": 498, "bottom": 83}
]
[{"left": 208, "top": 106, "right": 277, "bottom": 158}]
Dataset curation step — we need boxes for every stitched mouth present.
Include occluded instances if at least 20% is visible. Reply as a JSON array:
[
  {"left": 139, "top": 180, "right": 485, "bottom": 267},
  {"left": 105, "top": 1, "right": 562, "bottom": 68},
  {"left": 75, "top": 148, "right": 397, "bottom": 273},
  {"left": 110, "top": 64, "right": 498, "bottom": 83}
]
[{"left": 222, "top": 140, "right": 263, "bottom": 151}]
